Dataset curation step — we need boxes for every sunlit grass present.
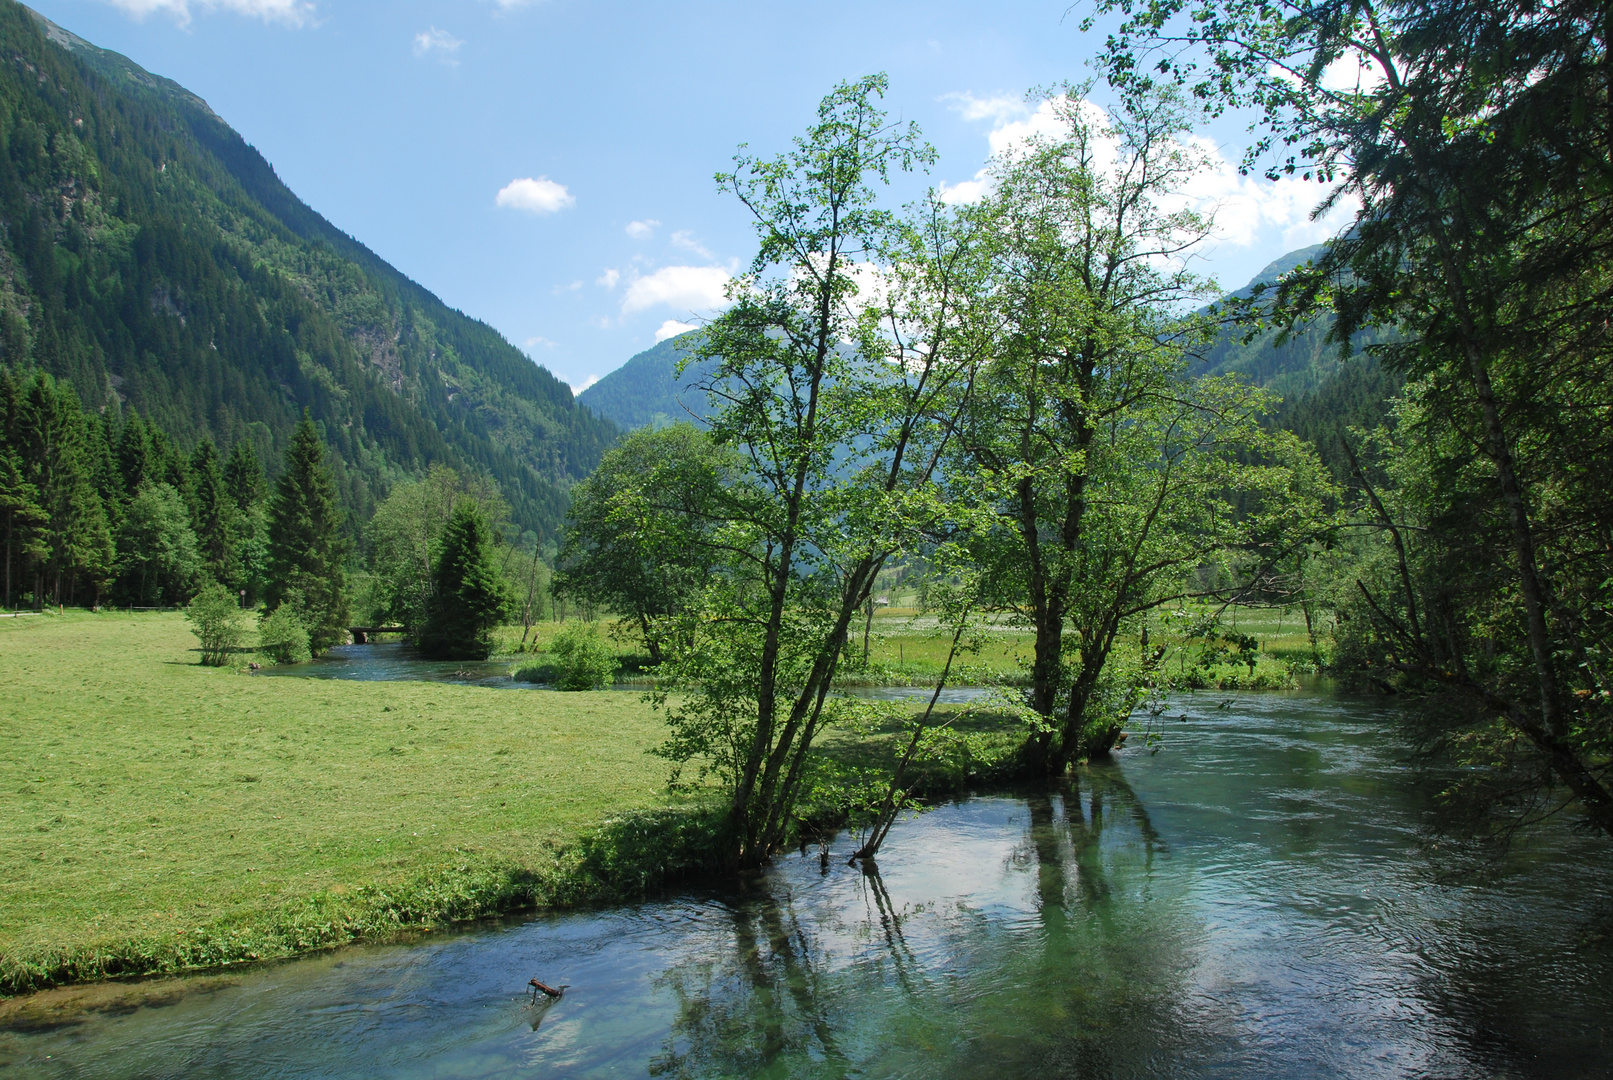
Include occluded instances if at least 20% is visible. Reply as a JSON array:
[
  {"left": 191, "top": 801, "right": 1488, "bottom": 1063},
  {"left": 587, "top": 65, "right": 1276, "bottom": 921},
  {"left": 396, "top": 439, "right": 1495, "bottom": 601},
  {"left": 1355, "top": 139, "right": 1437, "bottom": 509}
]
[{"left": 0, "top": 612, "right": 672, "bottom": 988}]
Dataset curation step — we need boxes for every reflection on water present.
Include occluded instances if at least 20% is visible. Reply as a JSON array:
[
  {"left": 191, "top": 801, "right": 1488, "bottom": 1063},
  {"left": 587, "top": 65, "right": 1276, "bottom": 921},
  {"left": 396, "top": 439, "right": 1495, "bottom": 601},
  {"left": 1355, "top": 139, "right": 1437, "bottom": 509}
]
[
  {"left": 251, "top": 641, "right": 521, "bottom": 688},
  {"left": 254, "top": 642, "right": 1002, "bottom": 701},
  {"left": 4, "top": 691, "right": 1610, "bottom": 1078}
]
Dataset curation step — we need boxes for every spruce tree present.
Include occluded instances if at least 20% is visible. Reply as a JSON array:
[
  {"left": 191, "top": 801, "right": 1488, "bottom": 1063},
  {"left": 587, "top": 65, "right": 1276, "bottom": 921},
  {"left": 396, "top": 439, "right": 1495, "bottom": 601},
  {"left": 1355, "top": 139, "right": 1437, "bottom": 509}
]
[
  {"left": 224, "top": 440, "right": 267, "bottom": 607},
  {"left": 417, "top": 497, "right": 511, "bottom": 660},
  {"left": 188, "top": 439, "right": 233, "bottom": 586},
  {"left": 117, "top": 411, "right": 151, "bottom": 499},
  {"left": 0, "top": 441, "right": 42, "bottom": 609},
  {"left": 266, "top": 414, "right": 350, "bottom": 653},
  {"left": 224, "top": 440, "right": 265, "bottom": 514}
]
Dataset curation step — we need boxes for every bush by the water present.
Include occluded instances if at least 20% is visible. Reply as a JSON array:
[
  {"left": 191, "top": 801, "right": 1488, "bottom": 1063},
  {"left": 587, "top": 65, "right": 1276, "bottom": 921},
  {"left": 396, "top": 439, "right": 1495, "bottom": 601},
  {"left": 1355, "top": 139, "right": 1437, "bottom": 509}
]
[
  {"left": 258, "top": 606, "right": 312, "bottom": 665},
  {"left": 551, "top": 623, "right": 619, "bottom": 690},
  {"left": 185, "top": 583, "right": 246, "bottom": 665}
]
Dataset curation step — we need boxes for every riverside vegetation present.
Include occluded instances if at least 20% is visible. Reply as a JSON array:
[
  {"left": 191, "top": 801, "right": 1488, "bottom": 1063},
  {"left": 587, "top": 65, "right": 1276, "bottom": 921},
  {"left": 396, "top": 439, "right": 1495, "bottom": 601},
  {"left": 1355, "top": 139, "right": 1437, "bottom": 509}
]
[
  {"left": 2, "top": 0, "right": 1609, "bottom": 1001},
  {"left": 0, "top": 612, "right": 698, "bottom": 996}
]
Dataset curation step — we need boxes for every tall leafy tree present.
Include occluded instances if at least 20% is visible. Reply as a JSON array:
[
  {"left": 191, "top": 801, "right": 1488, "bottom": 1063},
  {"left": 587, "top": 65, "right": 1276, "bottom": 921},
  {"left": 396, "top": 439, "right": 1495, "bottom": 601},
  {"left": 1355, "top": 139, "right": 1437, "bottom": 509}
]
[
  {"left": 417, "top": 497, "right": 512, "bottom": 660},
  {"left": 951, "top": 87, "right": 1328, "bottom": 770},
  {"left": 117, "top": 481, "right": 202, "bottom": 606},
  {"left": 1093, "top": 0, "right": 1613, "bottom": 837},
  {"left": 266, "top": 414, "right": 350, "bottom": 653},
  {"left": 555, "top": 424, "right": 734, "bottom": 662},
  {"left": 655, "top": 76, "right": 987, "bottom": 869}
]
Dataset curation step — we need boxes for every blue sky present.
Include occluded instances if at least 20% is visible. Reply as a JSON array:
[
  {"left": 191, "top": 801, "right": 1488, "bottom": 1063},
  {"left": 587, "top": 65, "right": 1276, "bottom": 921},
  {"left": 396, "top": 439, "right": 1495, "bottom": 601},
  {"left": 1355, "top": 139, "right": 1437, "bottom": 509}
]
[{"left": 27, "top": 0, "right": 1353, "bottom": 392}]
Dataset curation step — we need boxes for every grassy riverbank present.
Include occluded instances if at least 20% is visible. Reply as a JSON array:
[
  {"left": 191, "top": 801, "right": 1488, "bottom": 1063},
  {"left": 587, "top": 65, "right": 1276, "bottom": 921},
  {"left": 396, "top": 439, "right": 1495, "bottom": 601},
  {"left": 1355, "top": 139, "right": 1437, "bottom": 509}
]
[{"left": 0, "top": 612, "right": 706, "bottom": 997}]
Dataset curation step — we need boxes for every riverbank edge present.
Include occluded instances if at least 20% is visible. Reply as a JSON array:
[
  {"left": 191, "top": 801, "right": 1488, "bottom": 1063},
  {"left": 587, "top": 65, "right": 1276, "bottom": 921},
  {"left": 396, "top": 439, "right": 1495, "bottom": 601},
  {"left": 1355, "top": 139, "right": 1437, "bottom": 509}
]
[
  {"left": 0, "top": 726, "right": 1026, "bottom": 1002},
  {"left": 0, "top": 804, "right": 730, "bottom": 1001}
]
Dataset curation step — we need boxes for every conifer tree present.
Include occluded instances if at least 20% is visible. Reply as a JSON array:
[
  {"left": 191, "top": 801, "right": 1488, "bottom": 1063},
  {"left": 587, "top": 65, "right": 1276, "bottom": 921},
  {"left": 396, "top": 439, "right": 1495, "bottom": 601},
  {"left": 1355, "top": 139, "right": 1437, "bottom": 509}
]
[
  {"left": 224, "top": 440, "right": 267, "bottom": 607},
  {"left": 417, "top": 497, "right": 511, "bottom": 660},
  {"left": 18, "top": 374, "right": 104, "bottom": 606},
  {"left": 188, "top": 439, "right": 233, "bottom": 586},
  {"left": 0, "top": 440, "right": 42, "bottom": 609},
  {"left": 224, "top": 440, "right": 265, "bottom": 514},
  {"left": 266, "top": 414, "right": 349, "bottom": 652},
  {"left": 117, "top": 411, "right": 151, "bottom": 500}
]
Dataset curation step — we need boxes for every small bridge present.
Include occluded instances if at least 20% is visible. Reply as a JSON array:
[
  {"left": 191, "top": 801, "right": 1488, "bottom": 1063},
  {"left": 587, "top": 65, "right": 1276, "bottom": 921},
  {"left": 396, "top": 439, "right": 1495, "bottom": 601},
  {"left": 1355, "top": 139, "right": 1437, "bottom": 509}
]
[{"left": 350, "top": 626, "right": 406, "bottom": 644}]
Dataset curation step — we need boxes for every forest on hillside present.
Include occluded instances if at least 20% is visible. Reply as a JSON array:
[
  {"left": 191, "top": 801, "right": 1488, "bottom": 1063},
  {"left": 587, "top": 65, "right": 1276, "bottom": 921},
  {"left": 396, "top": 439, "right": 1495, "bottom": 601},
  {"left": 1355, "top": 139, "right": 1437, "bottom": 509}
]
[{"left": 0, "top": 2, "right": 615, "bottom": 539}]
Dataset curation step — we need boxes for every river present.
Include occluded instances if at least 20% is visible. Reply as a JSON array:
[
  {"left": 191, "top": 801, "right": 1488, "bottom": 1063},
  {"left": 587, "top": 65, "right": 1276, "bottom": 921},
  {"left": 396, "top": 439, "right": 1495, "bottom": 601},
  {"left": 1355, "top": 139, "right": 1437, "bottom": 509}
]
[{"left": 2, "top": 689, "right": 1608, "bottom": 1078}]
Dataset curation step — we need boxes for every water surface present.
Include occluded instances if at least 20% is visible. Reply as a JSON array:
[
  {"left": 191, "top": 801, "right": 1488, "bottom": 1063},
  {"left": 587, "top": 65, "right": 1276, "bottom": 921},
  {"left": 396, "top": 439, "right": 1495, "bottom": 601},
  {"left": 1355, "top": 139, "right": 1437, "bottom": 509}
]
[
  {"left": 5, "top": 690, "right": 1609, "bottom": 1078},
  {"left": 253, "top": 641, "right": 1001, "bottom": 700}
]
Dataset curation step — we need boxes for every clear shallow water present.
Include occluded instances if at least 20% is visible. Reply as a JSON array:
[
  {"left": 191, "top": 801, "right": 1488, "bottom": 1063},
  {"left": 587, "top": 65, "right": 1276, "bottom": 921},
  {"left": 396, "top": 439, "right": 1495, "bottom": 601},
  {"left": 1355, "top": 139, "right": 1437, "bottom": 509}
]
[
  {"left": 253, "top": 642, "right": 1002, "bottom": 701},
  {"left": 251, "top": 641, "right": 522, "bottom": 688},
  {"left": 5, "top": 691, "right": 1610, "bottom": 1079}
]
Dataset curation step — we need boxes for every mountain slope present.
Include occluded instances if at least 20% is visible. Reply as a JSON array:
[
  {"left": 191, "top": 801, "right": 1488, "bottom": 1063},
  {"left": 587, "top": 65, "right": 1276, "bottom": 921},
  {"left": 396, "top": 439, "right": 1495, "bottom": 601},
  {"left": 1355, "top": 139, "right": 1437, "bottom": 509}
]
[
  {"left": 0, "top": 3, "right": 616, "bottom": 535},
  {"left": 578, "top": 331, "right": 714, "bottom": 431}
]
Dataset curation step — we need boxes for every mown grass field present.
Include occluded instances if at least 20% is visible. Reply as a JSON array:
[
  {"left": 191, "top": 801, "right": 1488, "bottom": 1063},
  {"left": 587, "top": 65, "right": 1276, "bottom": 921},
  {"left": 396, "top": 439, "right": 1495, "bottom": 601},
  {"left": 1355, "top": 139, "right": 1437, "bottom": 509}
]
[{"left": 0, "top": 612, "right": 673, "bottom": 993}]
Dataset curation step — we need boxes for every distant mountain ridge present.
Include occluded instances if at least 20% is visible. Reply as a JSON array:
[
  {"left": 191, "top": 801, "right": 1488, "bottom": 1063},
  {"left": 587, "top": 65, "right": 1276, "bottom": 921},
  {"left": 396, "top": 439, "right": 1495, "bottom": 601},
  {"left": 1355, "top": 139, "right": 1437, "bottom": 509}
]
[
  {"left": 582, "top": 244, "right": 1385, "bottom": 434},
  {"left": 579, "top": 332, "right": 713, "bottom": 431},
  {"left": 0, "top": 2, "right": 616, "bottom": 535}
]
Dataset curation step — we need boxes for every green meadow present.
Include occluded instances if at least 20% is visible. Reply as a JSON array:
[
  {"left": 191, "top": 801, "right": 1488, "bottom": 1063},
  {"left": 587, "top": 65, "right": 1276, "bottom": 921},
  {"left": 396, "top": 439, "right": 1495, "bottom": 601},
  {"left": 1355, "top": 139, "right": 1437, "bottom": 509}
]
[{"left": 0, "top": 611, "right": 674, "bottom": 995}]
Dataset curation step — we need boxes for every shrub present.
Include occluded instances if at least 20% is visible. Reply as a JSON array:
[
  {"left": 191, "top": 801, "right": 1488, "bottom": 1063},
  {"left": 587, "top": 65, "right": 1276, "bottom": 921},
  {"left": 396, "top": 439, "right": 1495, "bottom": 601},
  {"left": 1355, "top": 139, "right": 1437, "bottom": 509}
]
[
  {"left": 551, "top": 623, "right": 619, "bottom": 690},
  {"left": 185, "top": 582, "right": 245, "bottom": 665},
  {"left": 258, "top": 606, "right": 312, "bottom": 665},
  {"left": 510, "top": 658, "right": 555, "bottom": 683}
]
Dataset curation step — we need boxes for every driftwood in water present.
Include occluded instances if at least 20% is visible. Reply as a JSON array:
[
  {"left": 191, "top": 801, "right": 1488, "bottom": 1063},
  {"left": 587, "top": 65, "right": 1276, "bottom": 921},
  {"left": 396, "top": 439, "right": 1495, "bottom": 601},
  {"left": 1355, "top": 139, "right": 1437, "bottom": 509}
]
[{"left": 528, "top": 978, "right": 566, "bottom": 1001}]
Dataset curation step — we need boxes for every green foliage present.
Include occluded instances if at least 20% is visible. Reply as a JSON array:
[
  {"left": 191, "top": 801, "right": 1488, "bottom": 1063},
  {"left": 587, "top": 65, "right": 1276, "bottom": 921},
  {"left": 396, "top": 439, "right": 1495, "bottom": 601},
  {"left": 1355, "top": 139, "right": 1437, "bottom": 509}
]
[
  {"left": 947, "top": 86, "right": 1331, "bottom": 769},
  {"left": 367, "top": 465, "right": 511, "bottom": 639},
  {"left": 416, "top": 497, "right": 513, "bottom": 661},
  {"left": 256, "top": 605, "right": 311, "bottom": 666},
  {"left": 116, "top": 482, "right": 202, "bottom": 606},
  {"left": 653, "top": 75, "right": 988, "bottom": 868},
  {"left": 265, "top": 415, "right": 349, "bottom": 653},
  {"left": 1094, "top": 0, "right": 1613, "bottom": 838},
  {"left": 187, "top": 439, "right": 234, "bottom": 587},
  {"left": 550, "top": 622, "right": 620, "bottom": 690},
  {"left": 185, "top": 581, "right": 245, "bottom": 665},
  {"left": 555, "top": 423, "right": 733, "bottom": 661}
]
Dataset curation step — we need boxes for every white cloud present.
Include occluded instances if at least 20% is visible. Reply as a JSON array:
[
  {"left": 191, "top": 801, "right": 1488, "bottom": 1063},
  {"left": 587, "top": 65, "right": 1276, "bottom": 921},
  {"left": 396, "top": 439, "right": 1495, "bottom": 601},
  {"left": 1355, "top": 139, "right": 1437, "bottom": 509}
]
[
  {"left": 495, "top": 176, "right": 575, "bottom": 214},
  {"left": 551, "top": 280, "right": 582, "bottom": 295},
  {"left": 937, "top": 172, "right": 992, "bottom": 205},
  {"left": 670, "top": 230, "right": 717, "bottom": 260},
  {"left": 654, "top": 319, "right": 698, "bottom": 342},
  {"left": 100, "top": 0, "right": 313, "bottom": 25},
  {"left": 1169, "top": 135, "right": 1358, "bottom": 251},
  {"left": 944, "top": 89, "right": 1355, "bottom": 253},
  {"left": 596, "top": 268, "right": 620, "bottom": 289},
  {"left": 621, "top": 265, "right": 732, "bottom": 315},
  {"left": 524, "top": 335, "right": 556, "bottom": 350},
  {"left": 1270, "top": 54, "right": 1387, "bottom": 95},
  {"left": 413, "top": 27, "right": 463, "bottom": 64},
  {"left": 941, "top": 91, "right": 1026, "bottom": 125},
  {"left": 937, "top": 94, "right": 1109, "bottom": 205},
  {"left": 570, "top": 374, "right": 600, "bottom": 395},
  {"left": 625, "top": 219, "right": 660, "bottom": 240}
]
